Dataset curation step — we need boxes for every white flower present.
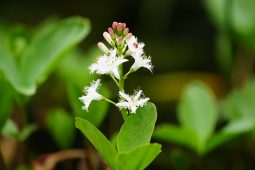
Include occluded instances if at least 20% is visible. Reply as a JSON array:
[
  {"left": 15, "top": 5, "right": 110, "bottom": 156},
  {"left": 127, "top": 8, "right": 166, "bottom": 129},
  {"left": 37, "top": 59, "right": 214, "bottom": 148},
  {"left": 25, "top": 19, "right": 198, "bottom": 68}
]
[
  {"left": 89, "top": 49, "right": 128, "bottom": 79},
  {"left": 131, "top": 53, "right": 153, "bottom": 72},
  {"left": 79, "top": 79, "right": 103, "bottom": 111},
  {"left": 126, "top": 36, "right": 144, "bottom": 56},
  {"left": 116, "top": 90, "right": 150, "bottom": 113}
]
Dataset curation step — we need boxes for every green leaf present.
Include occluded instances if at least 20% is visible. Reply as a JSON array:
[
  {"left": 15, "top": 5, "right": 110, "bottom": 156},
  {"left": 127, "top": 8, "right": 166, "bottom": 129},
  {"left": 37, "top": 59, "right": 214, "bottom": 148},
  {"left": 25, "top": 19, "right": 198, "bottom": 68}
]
[
  {"left": 1, "top": 119, "right": 19, "bottom": 139},
  {"left": 177, "top": 81, "right": 218, "bottom": 151},
  {"left": 231, "top": 0, "right": 255, "bottom": 36},
  {"left": 75, "top": 117, "right": 117, "bottom": 167},
  {"left": 19, "top": 17, "right": 90, "bottom": 95},
  {"left": 47, "top": 109, "right": 75, "bottom": 149},
  {"left": 153, "top": 124, "right": 199, "bottom": 151},
  {"left": 68, "top": 83, "right": 109, "bottom": 127},
  {"left": 204, "top": 0, "right": 226, "bottom": 29},
  {"left": 18, "top": 124, "right": 37, "bottom": 141},
  {"left": 57, "top": 47, "right": 100, "bottom": 87},
  {"left": 0, "top": 45, "right": 20, "bottom": 91},
  {"left": 117, "top": 102, "right": 157, "bottom": 152},
  {"left": 206, "top": 118, "right": 254, "bottom": 153},
  {"left": 223, "top": 79, "right": 255, "bottom": 120},
  {"left": 116, "top": 143, "right": 161, "bottom": 170},
  {"left": 0, "top": 79, "right": 13, "bottom": 130}
]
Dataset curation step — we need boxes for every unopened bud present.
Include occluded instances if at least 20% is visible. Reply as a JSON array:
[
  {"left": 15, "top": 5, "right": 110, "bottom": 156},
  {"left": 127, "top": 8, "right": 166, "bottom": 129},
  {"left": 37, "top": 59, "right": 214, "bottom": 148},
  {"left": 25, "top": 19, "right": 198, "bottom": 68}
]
[
  {"left": 125, "top": 33, "right": 133, "bottom": 40},
  {"left": 117, "top": 24, "right": 123, "bottom": 32},
  {"left": 123, "top": 28, "right": 129, "bottom": 35},
  {"left": 122, "top": 23, "right": 126, "bottom": 29},
  {"left": 98, "top": 42, "right": 110, "bottom": 54},
  {"left": 117, "top": 36, "right": 124, "bottom": 46},
  {"left": 108, "top": 27, "right": 115, "bottom": 39},
  {"left": 103, "top": 32, "right": 112, "bottom": 44},
  {"left": 112, "top": 22, "right": 118, "bottom": 30}
]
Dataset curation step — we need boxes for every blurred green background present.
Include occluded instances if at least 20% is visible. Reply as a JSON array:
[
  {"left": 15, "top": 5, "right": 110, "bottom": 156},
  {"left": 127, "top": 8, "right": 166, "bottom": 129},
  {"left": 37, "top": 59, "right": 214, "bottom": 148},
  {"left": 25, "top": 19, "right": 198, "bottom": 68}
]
[{"left": 1, "top": 0, "right": 255, "bottom": 169}]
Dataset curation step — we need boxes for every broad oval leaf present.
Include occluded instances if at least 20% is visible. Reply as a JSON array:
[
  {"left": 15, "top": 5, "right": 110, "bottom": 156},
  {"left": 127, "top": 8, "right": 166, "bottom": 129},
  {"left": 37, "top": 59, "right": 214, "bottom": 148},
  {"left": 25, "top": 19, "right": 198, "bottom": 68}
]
[
  {"left": 117, "top": 102, "right": 157, "bottom": 152},
  {"left": 116, "top": 143, "right": 161, "bottom": 170},
  {"left": 177, "top": 81, "right": 218, "bottom": 148},
  {"left": 19, "top": 17, "right": 90, "bottom": 95},
  {"left": 75, "top": 117, "right": 117, "bottom": 168},
  {"left": 153, "top": 124, "right": 199, "bottom": 152}
]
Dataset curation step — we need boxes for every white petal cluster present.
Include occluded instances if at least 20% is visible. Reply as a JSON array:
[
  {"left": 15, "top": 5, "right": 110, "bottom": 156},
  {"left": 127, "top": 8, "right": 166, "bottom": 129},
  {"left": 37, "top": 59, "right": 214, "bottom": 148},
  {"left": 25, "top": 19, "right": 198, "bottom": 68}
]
[
  {"left": 131, "top": 53, "right": 153, "bottom": 72},
  {"left": 79, "top": 79, "right": 103, "bottom": 111},
  {"left": 116, "top": 90, "right": 150, "bottom": 113},
  {"left": 89, "top": 49, "right": 128, "bottom": 79},
  {"left": 126, "top": 36, "right": 153, "bottom": 72},
  {"left": 126, "top": 36, "right": 144, "bottom": 56}
]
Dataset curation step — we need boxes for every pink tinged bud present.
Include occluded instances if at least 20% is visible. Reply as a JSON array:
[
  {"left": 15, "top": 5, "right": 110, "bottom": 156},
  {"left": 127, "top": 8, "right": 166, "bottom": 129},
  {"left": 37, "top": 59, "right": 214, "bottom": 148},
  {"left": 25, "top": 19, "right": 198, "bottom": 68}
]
[
  {"left": 123, "top": 28, "right": 129, "bottom": 35},
  {"left": 118, "top": 36, "right": 124, "bottom": 46},
  {"left": 126, "top": 33, "right": 133, "bottom": 40},
  {"left": 117, "top": 24, "right": 123, "bottom": 32},
  {"left": 108, "top": 27, "right": 115, "bottom": 39},
  {"left": 97, "top": 42, "right": 110, "bottom": 54},
  {"left": 122, "top": 23, "right": 126, "bottom": 29},
  {"left": 103, "top": 32, "right": 112, "bottom": 44},
  {"left": 112, "top": 22, "right": 118, "bottom": 30}
]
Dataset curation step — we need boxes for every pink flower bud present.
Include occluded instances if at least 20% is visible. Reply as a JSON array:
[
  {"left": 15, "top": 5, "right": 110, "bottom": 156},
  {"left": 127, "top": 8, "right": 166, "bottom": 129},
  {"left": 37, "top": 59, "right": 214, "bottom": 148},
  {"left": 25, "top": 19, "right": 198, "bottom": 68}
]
[
  {"left": 112, "top": 22, "right": 118, "bottom": 30},
  {"left": 117, "top": 24, "right": 122, "bottom": 32},
  {"left": 123, "top": 28, "right": 129, "bottom": 35},
  {"left": 97, "top": 42, "right": 110, "bottom": 54},
  {"left": 122, "top": 23, "right": 126, "bottom": 29},
  {"left": 108, "top": 27, "right": 115, "bottom": 39}
]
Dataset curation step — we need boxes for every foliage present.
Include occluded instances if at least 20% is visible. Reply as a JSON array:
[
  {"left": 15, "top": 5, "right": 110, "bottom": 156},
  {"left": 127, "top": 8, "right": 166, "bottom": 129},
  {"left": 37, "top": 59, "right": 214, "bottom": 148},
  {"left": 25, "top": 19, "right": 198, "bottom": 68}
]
[
  {"left": 153, "top": 81, "right": 254, "bottom": 155},
  {"left": 76, "top": 103, "right": 161, "bottom": 170}
]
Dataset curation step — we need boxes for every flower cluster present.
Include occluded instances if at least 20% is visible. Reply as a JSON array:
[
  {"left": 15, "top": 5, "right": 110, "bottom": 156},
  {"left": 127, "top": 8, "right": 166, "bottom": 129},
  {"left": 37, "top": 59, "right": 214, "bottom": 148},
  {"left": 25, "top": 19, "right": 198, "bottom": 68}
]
[{"left": 79, "top": 22, "right": 153, "bottom": 115}]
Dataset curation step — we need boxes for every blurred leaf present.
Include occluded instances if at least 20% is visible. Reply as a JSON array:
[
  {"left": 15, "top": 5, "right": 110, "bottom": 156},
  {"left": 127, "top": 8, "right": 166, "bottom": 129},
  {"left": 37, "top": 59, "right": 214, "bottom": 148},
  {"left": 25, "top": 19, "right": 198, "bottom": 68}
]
[
  {"left": 18, "top": 124, "right": 37, "bottom": 141},
  {"left": 204, "top": 0, "right": 226, "bottom": 29},
  {"left": 153, "top": 124, "right": 199, "bottom": 151},
  {"left": 231, "top": 0, "right": 255, "bottom": 36},
  {"left": 47, "top": 109, "right": 75, "bottom": 149},
  {"left": 18, "top": 16, "right": 90, "bottom": 95},
  {"left": 1, "top": 119, "right": 19, "bottom": 139},
  {"left": 0, "top": 79, "right": 13, "bottom": 130},
  {"left": 223, "top": 79, "right": 255, "bottom": 120},
  {"left": 177, "top": 81, "right": 218, "bottom": 153},
  {"left": 1, "top": 119, "right": 37, "bottom": 141},
  {"left": 75, "top": 117, "right": 117, "bottom": 168},
  {"left": 58, "top": 47, "right": 100, "bottom": 87},
  {"left": 116, "top": 143, "right": 161, "bottom": 170},
  {"left": 204, "top": 0, "right": 255, "bottom": 53},
  {"left": 5, "top": 25, "right": 31, "bottom": 58},
  {"left": 216, "top": 32, "right": 233, "bottom": 75},
  {"left": 0, "top": 45, "right": 20, "bottom": 91},
  {"left": 68, "top": 83, "right": 109, "bottom": 127},
  {"left": 117, "top": 102, "right": 157, "bottom": 152},
  {"left": 206, "top": 118, "right": 254, "bottom": 152}
]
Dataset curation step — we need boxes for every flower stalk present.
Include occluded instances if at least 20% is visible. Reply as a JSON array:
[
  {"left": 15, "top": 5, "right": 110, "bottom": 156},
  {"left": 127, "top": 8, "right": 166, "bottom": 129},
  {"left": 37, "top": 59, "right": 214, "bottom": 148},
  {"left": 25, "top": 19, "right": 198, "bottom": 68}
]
[{"left": 79, "top": 22, "right": 153, "bottom": 121}]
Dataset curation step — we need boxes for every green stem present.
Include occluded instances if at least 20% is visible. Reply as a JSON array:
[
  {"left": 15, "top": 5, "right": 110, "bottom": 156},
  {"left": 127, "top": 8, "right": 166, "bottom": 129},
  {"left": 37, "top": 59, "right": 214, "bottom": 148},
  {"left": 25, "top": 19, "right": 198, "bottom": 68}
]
[
  {"left": 124, "top": 69, "right": 133, "bottom": 79},
  {"left": 110, "top": 74, "right": 119, "bottom": 87},
  {"left": 118, "top": 65, "right": 128, "bottom": 121},
  {"left": 103, "top": 96, "right": 116, "bottom": 105}
]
